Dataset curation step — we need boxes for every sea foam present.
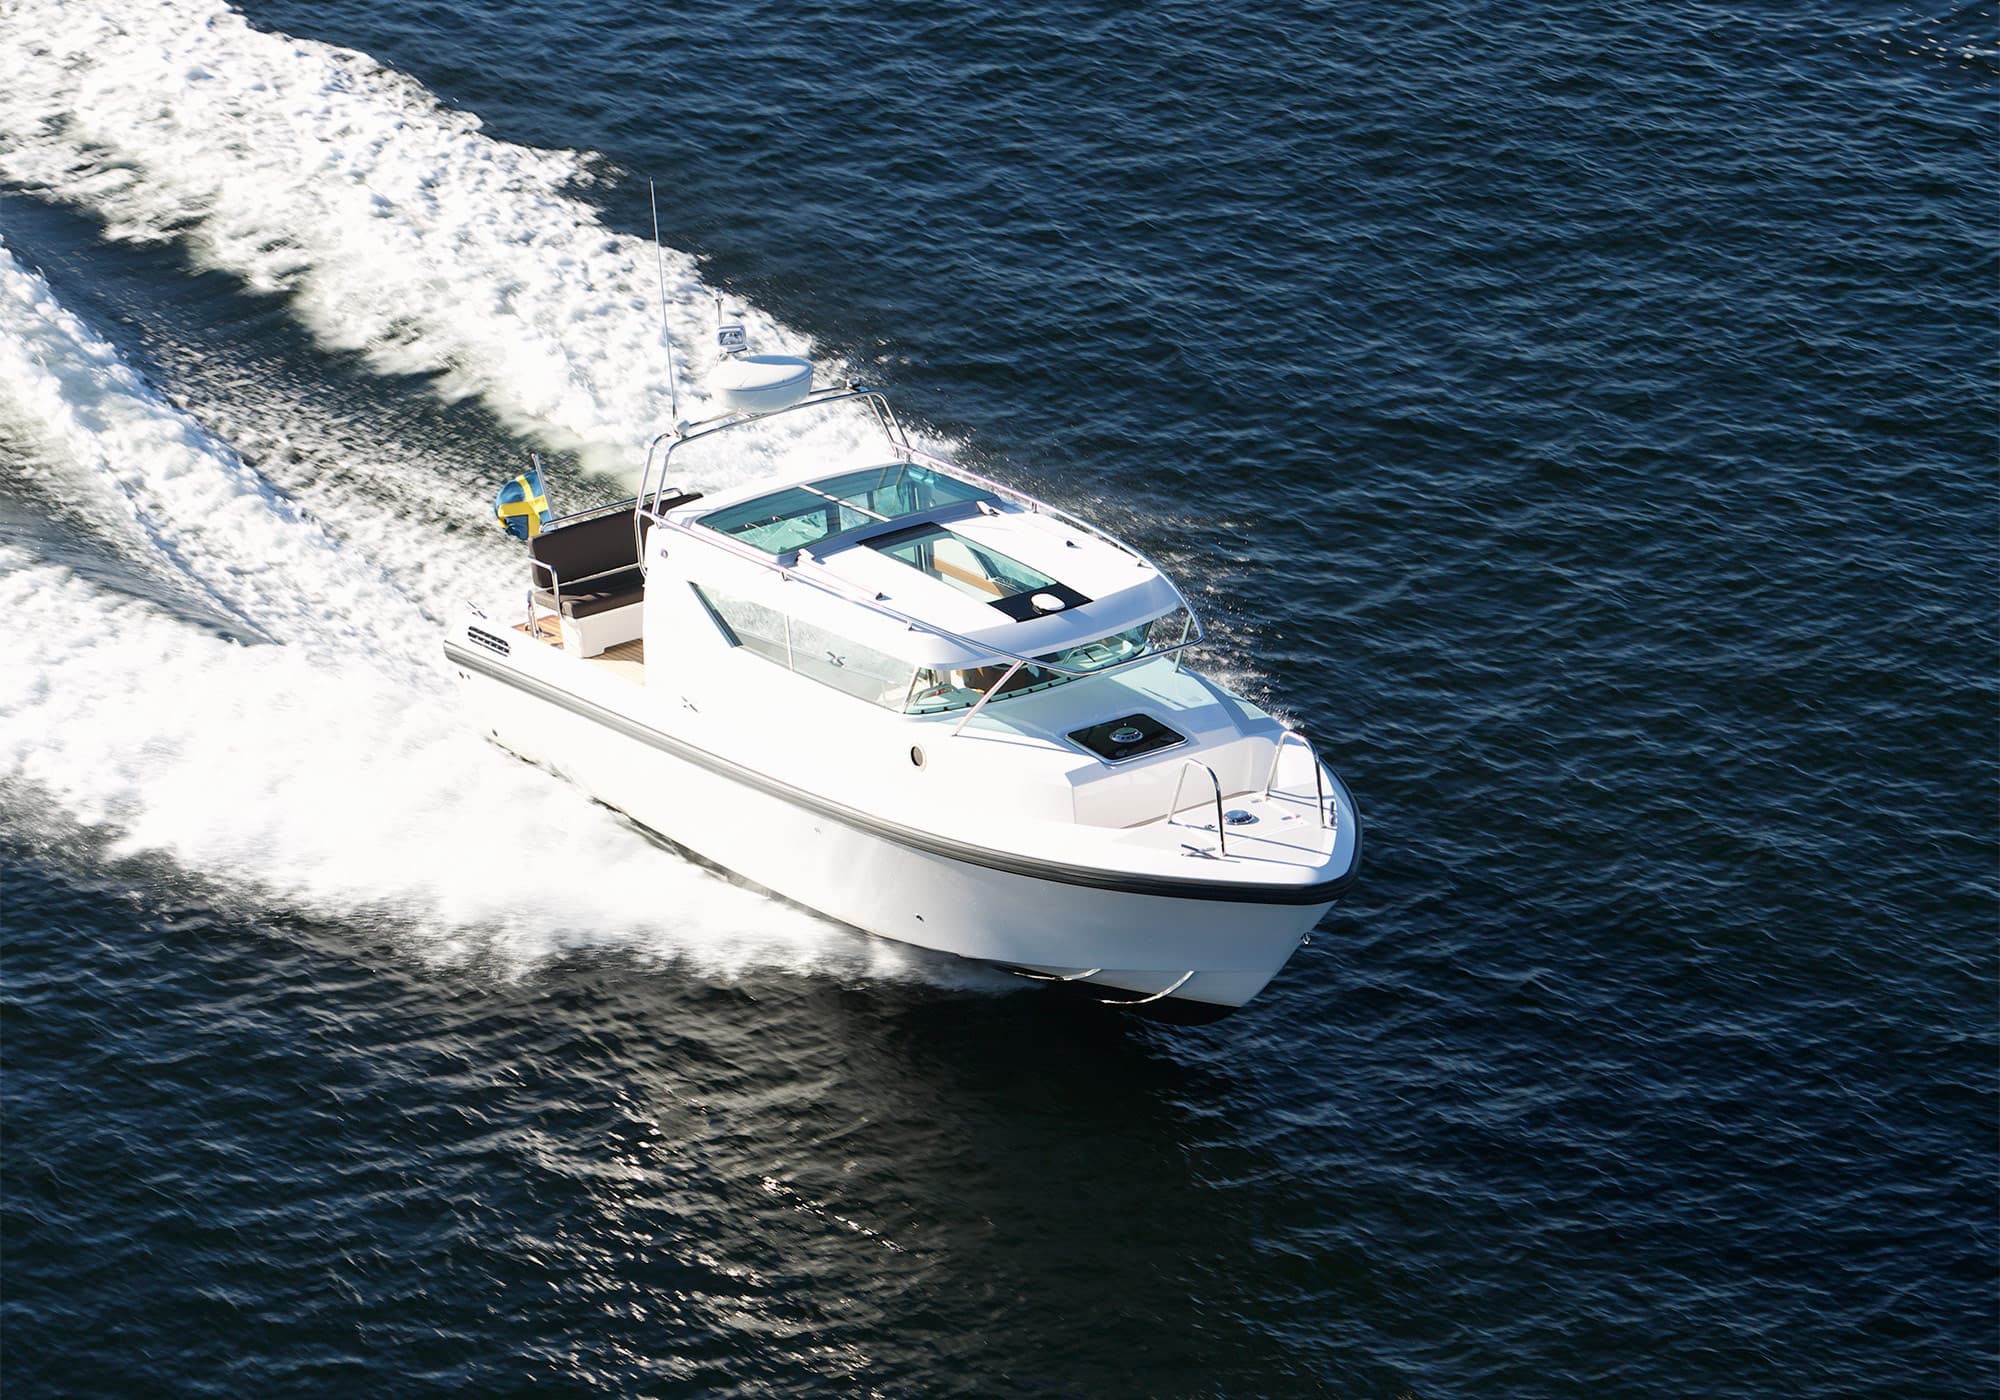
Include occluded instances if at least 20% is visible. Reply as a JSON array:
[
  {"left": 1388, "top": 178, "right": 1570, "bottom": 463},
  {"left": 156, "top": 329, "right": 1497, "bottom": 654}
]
[
  {"left": 0, "top": 2, "right": 997, "bottom": 987},
  {"left": 0, "top": 0, "right": 820, "bottom": 473},
  {"left": 0, "top": 246, "right": 960, "bottom": 987}
]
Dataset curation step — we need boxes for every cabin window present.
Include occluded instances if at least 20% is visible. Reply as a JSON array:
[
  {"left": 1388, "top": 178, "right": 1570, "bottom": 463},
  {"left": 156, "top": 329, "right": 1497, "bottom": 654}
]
[
  {"left": 690, "top": 583, "right": 790, "bottom": 667},
  {"left": 788, "top": 615, "right": 913, "bottom": 707},
  {"left": 692, "top": 584, "right": 915, "bottom": 709},
  {"left": 698, "top": 463, "right": 990, "bottom": 556},
  {"left": 810, "top": 463, "right": 989, "bottom": 522}
]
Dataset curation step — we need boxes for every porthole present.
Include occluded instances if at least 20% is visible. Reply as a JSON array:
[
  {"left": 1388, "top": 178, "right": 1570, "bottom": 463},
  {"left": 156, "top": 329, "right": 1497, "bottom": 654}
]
[{"left": 909, "top": 745, "right": 926, "bottom": 769}]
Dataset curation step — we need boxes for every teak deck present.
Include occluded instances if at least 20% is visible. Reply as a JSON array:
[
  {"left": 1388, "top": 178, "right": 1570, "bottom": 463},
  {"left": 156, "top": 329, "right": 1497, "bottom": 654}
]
[{"left": 512, "top": 619, "right": 645, "bottom": 674}]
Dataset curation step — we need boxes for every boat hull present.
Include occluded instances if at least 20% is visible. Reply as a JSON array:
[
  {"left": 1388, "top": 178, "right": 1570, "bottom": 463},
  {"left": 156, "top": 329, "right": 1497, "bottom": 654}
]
[{"left": 446, "top": 640, "right": 1354, "bottom": 1015}]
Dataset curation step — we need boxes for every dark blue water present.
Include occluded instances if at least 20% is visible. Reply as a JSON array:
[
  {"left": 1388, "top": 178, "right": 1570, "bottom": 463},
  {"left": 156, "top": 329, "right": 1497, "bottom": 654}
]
[{"left": 3, "top": 1, "right": 1995, "bottom": 1394}]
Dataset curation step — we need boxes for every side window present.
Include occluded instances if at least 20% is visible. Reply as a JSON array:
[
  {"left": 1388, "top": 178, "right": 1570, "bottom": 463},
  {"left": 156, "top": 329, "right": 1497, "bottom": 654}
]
[
  {"left": 690, "top": 584, "right": 914, "bottom": 708},
  {"left": 690, "top": 584, "right": 789, "bottom": 666},
  {"left": 788, "top": 615, "right": 912, "bottom": 707}
]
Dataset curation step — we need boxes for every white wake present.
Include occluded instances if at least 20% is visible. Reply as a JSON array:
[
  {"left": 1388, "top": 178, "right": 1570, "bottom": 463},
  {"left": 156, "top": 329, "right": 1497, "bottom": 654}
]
[
  {"left": 0, "top": 1, "right": 1014, "bottom": 986},
  {"left": 0, "top": 0, "right": 823, "bottom": 473},
  {"left": 0, "top": 245, "right": 961, "bottom": 986}
]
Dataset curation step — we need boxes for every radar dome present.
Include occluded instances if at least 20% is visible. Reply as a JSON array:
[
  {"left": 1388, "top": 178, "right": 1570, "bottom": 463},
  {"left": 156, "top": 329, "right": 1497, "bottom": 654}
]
[{"left": 711, "top": 355, "right": 814, "bottom": 416}]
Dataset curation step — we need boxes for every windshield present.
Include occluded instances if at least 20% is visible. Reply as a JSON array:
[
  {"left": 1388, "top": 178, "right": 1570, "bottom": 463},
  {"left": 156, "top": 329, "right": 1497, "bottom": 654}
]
[{"left": 905, "top": 623, "right": 1155, "bottom": 714}]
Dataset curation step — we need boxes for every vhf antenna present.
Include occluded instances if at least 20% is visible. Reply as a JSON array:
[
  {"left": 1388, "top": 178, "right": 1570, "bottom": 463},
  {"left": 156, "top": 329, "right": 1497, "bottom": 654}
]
[{"left": 648, "top": 180, "right": 680, "bottom": 427}]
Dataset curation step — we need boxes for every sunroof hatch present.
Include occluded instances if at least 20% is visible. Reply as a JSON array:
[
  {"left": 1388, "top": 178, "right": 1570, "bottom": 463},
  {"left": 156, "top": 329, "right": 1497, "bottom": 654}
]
[{"left": 868, "top": 522, "right": 1093, "bottom": 617}]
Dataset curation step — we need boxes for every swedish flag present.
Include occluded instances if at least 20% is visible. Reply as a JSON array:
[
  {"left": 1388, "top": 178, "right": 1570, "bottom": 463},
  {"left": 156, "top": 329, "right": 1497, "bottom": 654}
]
[{"left": 495, "top": 465, "right": 551, "bottom": 540}]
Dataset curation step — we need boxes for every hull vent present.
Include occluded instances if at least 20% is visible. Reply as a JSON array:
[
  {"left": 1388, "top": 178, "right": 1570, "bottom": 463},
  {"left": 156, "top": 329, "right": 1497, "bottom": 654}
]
[{"left": 467, "top": 626, "right": 512, "bottom": 657}]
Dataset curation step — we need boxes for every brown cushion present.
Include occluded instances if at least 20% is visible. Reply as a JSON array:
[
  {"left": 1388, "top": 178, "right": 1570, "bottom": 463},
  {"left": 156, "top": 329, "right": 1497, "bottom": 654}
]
[
  {"left": 530, "top": 511, "right": 638, "bottom": 581},
  {"left": 533, "top": 567, "right": 644, "bottom": 619},
  {"left": 526, "top": 495, "right": 702, "bottom": 620}
]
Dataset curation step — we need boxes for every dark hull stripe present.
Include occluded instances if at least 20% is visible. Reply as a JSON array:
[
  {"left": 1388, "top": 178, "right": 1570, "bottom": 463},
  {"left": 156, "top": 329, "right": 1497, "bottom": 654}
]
[{"left": 444, "top": 640, "right": 1362, "bottom": 907}]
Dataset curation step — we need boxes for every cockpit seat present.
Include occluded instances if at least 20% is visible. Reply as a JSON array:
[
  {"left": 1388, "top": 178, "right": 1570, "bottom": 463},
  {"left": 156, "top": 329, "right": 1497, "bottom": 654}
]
[
  {"left": 533, "top": 566, "right": 644, "bottom": 621},
  {"left": 527, "top": 495, "right": 699, "bottom": 655}
]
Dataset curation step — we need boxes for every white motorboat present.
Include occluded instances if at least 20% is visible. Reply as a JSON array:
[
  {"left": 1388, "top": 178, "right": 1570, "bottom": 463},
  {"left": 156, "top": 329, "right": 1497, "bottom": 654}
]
[{"left": 445, "top": 342, "right": 1360, "bottom": 1022}]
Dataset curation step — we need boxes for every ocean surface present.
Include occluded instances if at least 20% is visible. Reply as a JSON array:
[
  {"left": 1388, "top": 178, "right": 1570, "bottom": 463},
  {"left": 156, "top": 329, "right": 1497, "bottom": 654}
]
[{"left": 2, "top": 0, "right": 1994, "bottom": 1394}]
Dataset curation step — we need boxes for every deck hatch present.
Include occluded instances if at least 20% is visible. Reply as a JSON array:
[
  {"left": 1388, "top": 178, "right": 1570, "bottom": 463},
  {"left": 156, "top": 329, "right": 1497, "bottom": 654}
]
[
  {"left": 1068, "top": 713, "right": 1186, "bottom": 764},
  {"left": 985, "top": 582, "right": 1093, "bottom": 620}
]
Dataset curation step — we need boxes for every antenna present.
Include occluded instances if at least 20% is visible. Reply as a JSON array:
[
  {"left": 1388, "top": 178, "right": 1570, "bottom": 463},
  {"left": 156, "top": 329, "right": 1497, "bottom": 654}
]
[
  {"left": 714, "top": 292, "right": 747, "bottom": 356},
  {"left": 648, "top": 180, "right": 680, "bottom": 426}
]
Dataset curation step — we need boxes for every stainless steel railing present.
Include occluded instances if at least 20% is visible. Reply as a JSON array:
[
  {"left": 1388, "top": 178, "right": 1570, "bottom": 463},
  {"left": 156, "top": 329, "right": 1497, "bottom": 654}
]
[
  {"left": 524, "top": 557, "right": 645, "bottom": 641},
  {"left": 1264, "top": 728, "right": 1333, "bottom": 832},
  {"left": 636, "top": 383, "right": 913, "bottom": 515},
  {"left": 1167, "top": 758, "right": 1230, "bottom": 857}
]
